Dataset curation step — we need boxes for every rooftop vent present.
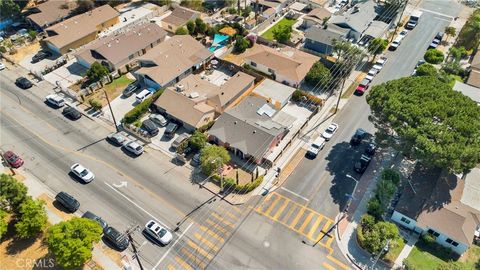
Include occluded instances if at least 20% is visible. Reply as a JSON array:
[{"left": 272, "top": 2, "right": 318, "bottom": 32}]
[
  {"left": 189, "top": 92, "right": 200, "bottom": 99},
  {"left": 175, "top": 84, "right": 185, "bottom": 92}
]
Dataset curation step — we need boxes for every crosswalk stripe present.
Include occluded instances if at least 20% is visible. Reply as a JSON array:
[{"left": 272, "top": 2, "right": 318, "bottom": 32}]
[
  {"left": 307, "top": 216, "right": 323, "bottom": 238},
  {"left": 167, "top": 265, "right": 176, "bottom": 270},
  {"left": 290, "top": 208, "right": 307, "bottom": 228},
  {"left": 205, "top": 219, "right": 228, "bottom": 234},
  {"left": 272, "top": 199, "right": 290, "bottom": 220},
  {"left": 224, "top": 210, "right": 239, "bottom": 221},
  {"left": 279, "top": 203, "right": 298, "bottom": 224},
  {"left": 322, "top": 262, "right": 337, "bottom": 270},
  {"left": 179, "top": 248, "right": 206, "bottom": 269},
  {"left": 194, "top": 233, "right": 220, "bottom": 252},
  {"left": 298, "top": 212, "right": 314, "bottom": 232},
  {"left": 327, "top": 255, "right": 351, "bottom": 270},
  {"left": 264, "top": 195, "right": 282, "bottom": 216},
  {"left": 187, "top": 240, "right": 214, "bottom": 260},
  {"left": 211, "top": 212, "right": 235, "bottom": 228},
  {"left": 174, "top": 256, "right": 194, "bottom": 270},
  {"left": 200, "top": 226, "right": 225, "bottom": 242},
  {"left": 231, "top": 206, "right": 243, "bottom": 214}
]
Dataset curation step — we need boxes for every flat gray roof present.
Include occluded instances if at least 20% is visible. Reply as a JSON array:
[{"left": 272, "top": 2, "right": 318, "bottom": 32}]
[{"left": 253, "top": 79, "right": 295, "bottom": 105}]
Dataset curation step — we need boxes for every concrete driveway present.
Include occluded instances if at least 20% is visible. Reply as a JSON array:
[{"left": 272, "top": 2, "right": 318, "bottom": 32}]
[
  {"left": 19, "top": 51, "right": 62, "bottom": 74},
  {"left": 43, "top": 59, "right": 87, "bottom": 87}
]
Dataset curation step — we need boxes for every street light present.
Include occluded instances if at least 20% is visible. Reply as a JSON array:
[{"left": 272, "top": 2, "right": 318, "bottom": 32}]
[{"left": 345, "top": 174, "right": 359, "bottom": 208}]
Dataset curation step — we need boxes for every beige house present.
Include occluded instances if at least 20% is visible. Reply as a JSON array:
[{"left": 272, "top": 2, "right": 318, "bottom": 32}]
[
  {"left": 467, "top": 47, "right": 480, "bottom": 88},
  {"left": 27, "top": 0, "right": 77, "bottom": 29},
  {"left": 75, "top": 23, "right": 167, "bottom": 72},
  {"left": 42, "top": 5, "right": 119, "bottom": 55},
  {"left": 244, "top": 44, "right": 319, "bottom": 87},
  {"left": 154, "top": 71, "right": 255, "bottom": 131},
  {"left": 302, "top": 7, "right": 332, "bottom": 29},
  {"left": 161, "top": 6, "right": 199, "bottom": 33}
]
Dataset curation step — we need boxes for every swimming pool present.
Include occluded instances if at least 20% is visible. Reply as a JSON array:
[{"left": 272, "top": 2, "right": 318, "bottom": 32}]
[{"left": 209, "top": 34, "right": 229, "bottom": 52}]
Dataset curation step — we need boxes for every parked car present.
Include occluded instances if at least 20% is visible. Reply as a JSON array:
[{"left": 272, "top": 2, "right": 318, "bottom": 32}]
[
  {"left": 3, "top": 150, "right": 24, "bottom": 168},
  {"left": 82, "top": 211, "right": 108, "bottom": 230},
  {"left": 149, "top": 114, "right": 168, "bottom": 127},
  {"left": 135, "top": 89, "right": 153, "bottom": 103},
  {"left": 350, "top": 128, "right": 367, "bottom": 145},
  {"left": 428, "top": 32, "right": 444, "bottom": 49},
  {"left": 123, "top": 141, "right": 144, "bottom": 156},
  {"left": 104, "top": 226, "right": 129, "bottom": 251},
  {"left": 0, "top": 61, "right": 5, "bottom": 70},
  {"left": 172, "top": 134, "right": 189, "bottom": 149},
  {"left": 142, "top": 119, "right": 159, "bottom": 136},
  {"left": 367, "top": 68, "right": 379, "bottom": 77},
  {"left": 321, "top": 123, "right": 339, "bottom": 140},
  {"left": 398, "top": 30, "right": 408, "bottom": 39},
  {"left": 373, "top": 56, "right": 388, "bottom": 70},
  {"left": 355, "top": 79, "right": 370, "bottom": 95},
  {"left": 144, "top": 220, "right": 173, "bottom": 245},
  {"left": 62, "top": 106, "right": 82, "bottom": 120},
  {"left": 55, "top": 191, "right": 80, "bottom": 213},
  {"left": 365, "top": 74, "right": 375, "bottom": 82},
  {"left": 15, "top": 77, "right": 33, "bottom": 89},
  {"left": 107, "top": 133, "right": 127, "bottom": 146},
  {"left": 122, "top": 83, "right": 139, "bottom": 97},
  {"left": 32, "top": 50, "right": 52, "bottom": 63},
  {"left": 306, "top": 137, "right": 326, "bottom": 158},
  {"left": 70, "top": 163, "right": 95, "bottom": 183},
  {"left": 388, "top": 37, "right": 402, "bottom": 51},
  {"left": 45, "top": 94, "right": 65, "bottom": 108},
  {"left": 191, "top": 153, "right": 201, "bottom": 167},
  {"left": 354, "top": 154, "right": 372, "bottom": 173},
  {"left": 365, "top": 142, "right": 377, "bottom": 156},
  {"left": 411, "top": 60, "right": 426, "bottom": 76},
  {"left": 164, "top": 123, "right": 179, "bottom": 139}
]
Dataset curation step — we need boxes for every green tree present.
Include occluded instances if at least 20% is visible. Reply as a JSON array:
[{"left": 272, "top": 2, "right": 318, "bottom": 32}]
[
  {"left": 424, "top": 49, "right": 445, "bottom": 64},
  {"left": 0, "top": 209, "right": 7, "bottom": 239},
  {"left": 241, "top": 6, "right": 252, "bottom": 17},
  {"left": 457, "top": 11, "right": 480, "bottom": 50},
  {"left": 449, "top": 46, "right": 467, "bottom": 61},
  {"left": 186, "top": 20, "right": 196, "bottom": 35},
  {"left": 305, "top": 61, "right": 332, "bottom": 88},
  {"left": 149, "top": 0, "right": 172, "bottom": 6},
  {"left": 362, "top": 220, "right": 401, "bottom": 254},
  {"left": 416, "top": 63, "right": 438, "bottom": 77},
  {"left": 234, "top": 36, "right": 250, "bottom": 53},
  {"left": 366, "top": 76, "right": 480, "bottom": 174},
  {"left": 189, "top": 131, "right": 207, "bottom": 151},
  {"left": 272, "top": 25, "right": 292, "bottom": 44},
  {"left": 195, "top": 18, "right": 208, "bottom": 35},
  {"left": 86, "top": 62, "right": 109, "bottom": 82},
  {"left": 0, "top": 0, "right": 20, "bottom": 19},
  {"left": 15, "top": 197, "right": 48, "bottom": 239},
  {"left": 444, "top": 26, "right": 456, "bottom": 41},
  {"left": 47, "top": 218, "right": 102, "bottom": 269},
  {"left": 367, "top": 38, "right": 388, "bottom": 60},
  {"left": 175, "top": 27, "right": 189, "bottom": 35},
  {"left": 75, "top": 0, "right": 95, "bottom": 13},
  {"left": 200, "top": 145, "right": 231, "bottom": 175},
  {"left": 0, "top": 174, "right": 28, "bottom": 212},
  {"left": 28, "top": 30, "right": 37, "bottom": 41},
  {"left": 332, "top": 39, "right": 352, "bottom": 60}
]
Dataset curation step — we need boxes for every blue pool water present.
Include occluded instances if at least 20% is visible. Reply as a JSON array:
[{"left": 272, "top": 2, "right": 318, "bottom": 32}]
[{"left": 209, "top": 34, "right": 229, "bottom": 52}]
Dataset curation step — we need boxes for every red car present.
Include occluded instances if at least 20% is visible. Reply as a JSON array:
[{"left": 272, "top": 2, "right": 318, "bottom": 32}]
[
  {"left": 3, "top": 151, "right": 24, "bottom": 168},
  {"left": 355, "top": 79, "right": 370, "bottom": 95}
]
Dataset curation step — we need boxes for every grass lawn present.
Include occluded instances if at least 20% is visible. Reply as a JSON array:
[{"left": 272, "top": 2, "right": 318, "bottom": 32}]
[
  {"left": 458, "top": 245, "right": 480, "bottom": 269},
  {"left": 383, "top": 238, "right": 406, "bottom": 265},
  {"left": 405, "top": 238, "right": 458, "bottom": 269},
  {"left": 261, "top": 18, "right": 297, "bottom": 41},
  {"left": 88, "top": 75, "right": 134, "bottom": 107},
  {"left": 448, "top": 74, "right": 463, "bottom": 88}
]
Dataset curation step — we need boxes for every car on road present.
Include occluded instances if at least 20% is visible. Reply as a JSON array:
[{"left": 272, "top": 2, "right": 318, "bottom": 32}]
[
  {"left": 322, "top": 123, "right": 339, "bottom": 140},
  {"left": 367, "top": 68, "right": 379, "bottom": 77},
  {"left": 123, "top": 141, "right": 144, "bottom": 156},
  {"left": 149, "top": 114, "right": 168, "bottom": 127},
  {"left": 355, "top": 79, "right": 370, "bottom": 95},
  {"left": 62, "top": 106, "right": 82, "bottom": 120},
  {"left": 55, "top": 191, "right": 80, "bottom": 213},
  {"left": 164, "top": 122, "right": 179, "bottom": 139},
  {"left": 411, "top": 60, "right": 426, "bottom": 76},
  {"left": 15, "top": 77, "right": 33, "bottom": 89},
  {"left": 142, "top": 119, "right": 159, "bottom": 136},
  {"left": 350, "top": 128, "right": 367, "bottom": 146},
  {"left": 104, "top": 226, "right": 129, "bottom": 251},
  {"left": 306, "top": 137, "right": 326, "bottom": 158},
  {"left": 354, "top": 154, "right": 372, "bottom": 173},
  {"left": 144, "top": 220, "right": 173, "bottom": 245},
  {"left": 365, "top": 142, "right": 377, "bottom": 156},
  {"left": 398, "top": 30, "right": 408, "bottom": 39},
  {"left": 107, "top": 133, "right": 127, "bottom": 146},
  {"left": 122, "top": 83, "right": 139, "bottom": 97},
  {"left": 82, "top": 211, "right": 108, "bottom": 230},
  {"left": 373, "top": 56, "right": 388, "bottom": 71},
  {"left": 32, "top": 50, "right": 52, "bottom": 63},
  {"left": 45, "top": 94, "right": 66, "bottom": 108},
  {"left": 388, "top": 37, "right": 402, "bottom": 51},
  {"left": 3, "top": 150, "right": 24, "bottom": 168},
  {"left": 365, "top": 74, "right": 374, "bottom": 82},
  {"left": 70, "top": 163, "right": 95, "bottom": 183},
  {"left": 0, "top": 61, "right": 5, "bottom": 70},
  {"left": 428, "top": 32, "right": 444, "bottom": 49}
]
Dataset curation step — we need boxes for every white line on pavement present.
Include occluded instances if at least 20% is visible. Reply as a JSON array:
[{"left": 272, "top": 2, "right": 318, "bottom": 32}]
[
  {"left": 419, "top": 8, "right": 454, "bottom": 19},
  {"left": 152, "top": 222, "right": 194, "bottom": 270},
  {"left": 103, "top": 181, "right": 173, "bottom": 232},
  {"left": 280, "top": 187, "right": 310, "bottom": 201}
]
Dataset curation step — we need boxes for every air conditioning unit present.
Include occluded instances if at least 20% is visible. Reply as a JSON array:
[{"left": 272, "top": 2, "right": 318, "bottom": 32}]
[{"left": 175, "top": 84, "right": 185, "bottom": 92}]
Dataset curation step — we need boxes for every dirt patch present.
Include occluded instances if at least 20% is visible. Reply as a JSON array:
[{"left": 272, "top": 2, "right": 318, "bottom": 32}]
[
  {"left": 37, "top": 194, "right": 73, "bottom": 221},
  {"left": 8, "top": 42, "right": 40, "bottom": 64},
  {"left": 225, "top": 167, "right": 256, "bottom": 186},
  {"left": 222, "top": 53, "right": 244, "bottom": 66},
  {"left": 96, "top": 242, "right": 123, "bottom": 267},
  {"left": 85, "top": 75, "right": 134, "bottom": 107}
]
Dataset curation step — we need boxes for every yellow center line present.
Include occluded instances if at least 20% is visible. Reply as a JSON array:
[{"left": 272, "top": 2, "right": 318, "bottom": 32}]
[
  {"left": 187, "top": 240, "right": 214, "bottom": 260},
  {"left": 167, "top": 265, "right": 176, "bottom": 270},
  {"left": 174, "top": 256, "right": 194, "bottom": 270},
  {"left": 179, "top": 248, "right": 206, "bottom": 269},
  {"left": 327, "top": 255, "right": 351, "bottom": 270},
  {"left": 289, "top": 208, "right": 307, "bottom": 228},
  {"left": 298, "top": 212, "right": 315, "bottom": 233},
  {"left": 307, "top": 216, "right": 323, "bottom": 238},
  {"left": 322, "top": 262, "right": 337, "bottom": 270},
  {"left": 264, "top": 196, "right": 282, "bottom": 216},
  {"left": 200, "top": 226, "right": 225, "bottom": 242},
  {"left": 194, "top": 233, "right": 220, "bottom": 252}
]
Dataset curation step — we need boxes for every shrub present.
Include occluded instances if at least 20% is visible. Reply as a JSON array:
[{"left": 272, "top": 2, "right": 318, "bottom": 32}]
[
  {"left": 234, "top": 36, "right": 250, "bottom": 53},
  {"left": 367, "top": 198, "right": 383, "bottom": 219},
  {"left": 123, "top": 97, "right": 153, "bottom": 124},
  {"left": 416, "top": 63, "right": 438, "bottom": 77},
  {"left": 175, "top": 27, "right": 189, "bottom": 35},
  {"left": 189, "top": 131, "right": 207, "bottom": 151},
  {"left": 197, "top": 121, "right": 215, "bottom": 133},
  {"left": 212, "top": 175, "right": 263, "bottom": 193},
  {"left": 88, "top": 98, "right": 102, "bottom": 110},
  {"left": 424, "top": 49, "right": 445, "bottom": 64},
  {"left": 152, "top": 88, "right": 164, "bottom": 101}
]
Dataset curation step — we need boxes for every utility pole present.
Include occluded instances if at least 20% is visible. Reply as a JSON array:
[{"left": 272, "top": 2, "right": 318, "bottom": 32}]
[
  {"left": 371, "top": 239, "right": 391, "bottom": 269},
  {"left": 126, "top": 225, "right": 144, "bottom": 270},
  {"left": 390, "top": 0, "right": 409, "bottom": 43},
  {"left": 104, "top": 90, "right": 119, "bottom": 132},
  {"left": 334, "top": 78, "right": 347, "bottom": 114},
  {"left": 174, "top": 196, "right": 217, "bottom": 232}
]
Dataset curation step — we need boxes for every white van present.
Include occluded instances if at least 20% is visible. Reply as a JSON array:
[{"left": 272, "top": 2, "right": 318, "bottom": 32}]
[
  {"left": 136, "top": 89, "right": 152, "bottom": 103},
  {"left": 307, "top": 137, "right": 326, "bottom": 158}
]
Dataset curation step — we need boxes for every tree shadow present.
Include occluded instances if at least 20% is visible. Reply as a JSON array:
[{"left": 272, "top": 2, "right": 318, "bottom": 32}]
[
  {"left": 32, "top": 252, "right": 62, "bottom": 270},
  {"left": 5, "top": 220, "right": 40, "bottom": 255}
]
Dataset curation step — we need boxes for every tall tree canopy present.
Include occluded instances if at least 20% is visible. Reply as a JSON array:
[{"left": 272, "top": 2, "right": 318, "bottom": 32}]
[
  {"left": 367, "top": 38, "right": 388, "bottom": 60},
  {"left": 366, "top": 76, "right": 480, "bottom": 174},
  {"left": 305, "top": 61, "right": 332, "bottom": 88}
]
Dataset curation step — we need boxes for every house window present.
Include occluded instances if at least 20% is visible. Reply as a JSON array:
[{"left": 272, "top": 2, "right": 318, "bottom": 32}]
[
  {"left": 251, "top": 62, "right": 257, "bottom": 67},
  {"left": 400, "top": 217, "right": 411, "bottom": 224},
  {"left": 452, "top": 241, "right": 459, "bottom": 247},
  {"left": 427, "top": 229, "right": 440, "bottom": 237},
  {"left": 168, "top": 25, "right": 172, "bottom": 30},
  {"left": 446, "top": 238, "right": 453, "bottom": 244},
  {"left": 268, "top": 68, "right": 274, "bottom": 74},
  {"left": 129, "top": 54, "right": 134, "bottom": 60}
]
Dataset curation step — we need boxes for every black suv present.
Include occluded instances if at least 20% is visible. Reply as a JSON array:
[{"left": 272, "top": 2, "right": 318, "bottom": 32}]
[
  {"left": 122, "top": 84, "right": 139, "bottom": 97},
  {"left": 350, "top": 128, "right": 367, "bottom": 145},
  {"left": 104, "top": 226, "right": 129, "bottom": 251},
  {"left": 32, "top": 51, "right": 52, "bottom": 63},
  {"left": 15, "top": 77, "right": 33, "bottom": 89},
  {"left": 142, "top": 119, "right": 159, "bottom": 136},
  {"left": 62, "top": 106, "right": 82, "bottom": 120},
  {"left": 82, "top": 211, "right": 108, "bottom": 230},
  {"left": 365, "top": 142, "right": 377, "bottom": 156},
  {"left": 55, "top": 192, "right": 80, "bottom": 213},
  {"left": 164, "top": 123, "right": 179, "bottom": 139},
  {"left": 354, "top": 154, "right": 372, "bottom": 173}
]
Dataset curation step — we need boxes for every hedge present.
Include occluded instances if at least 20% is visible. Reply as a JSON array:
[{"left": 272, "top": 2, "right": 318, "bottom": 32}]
[
  {"left": 197, "top": 121, "right": 215, "bottom": 133},
  {"left": 212, "top": 175, "right": 264, "bottom": 193},
  {"left": 122, "top": 88, "right": 164, "bottom": 124},
  {"left": 366, "top": 169, "right": 401, "bottom": 219},
  {"left": 291, "top": 90, "right": 324, "bottom": 106}
]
